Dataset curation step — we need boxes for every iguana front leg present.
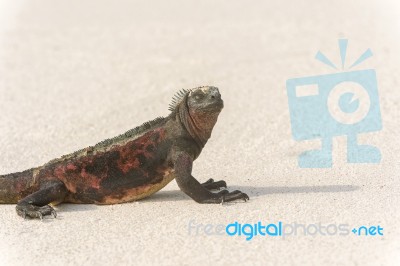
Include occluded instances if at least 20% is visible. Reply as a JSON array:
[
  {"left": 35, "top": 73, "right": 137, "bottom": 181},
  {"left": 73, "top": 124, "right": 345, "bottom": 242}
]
[
  {"left": 174, "top": 152, "right": 249, "bottom": 203},
  {"left": 16, "top": 180, "right": 68, "bottom": 219}
]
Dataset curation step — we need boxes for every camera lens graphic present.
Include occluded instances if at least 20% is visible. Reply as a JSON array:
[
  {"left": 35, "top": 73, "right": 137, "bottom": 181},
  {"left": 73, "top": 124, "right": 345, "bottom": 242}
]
[{"left": 327, "top": 81, "right": 371, "bottom": 125}]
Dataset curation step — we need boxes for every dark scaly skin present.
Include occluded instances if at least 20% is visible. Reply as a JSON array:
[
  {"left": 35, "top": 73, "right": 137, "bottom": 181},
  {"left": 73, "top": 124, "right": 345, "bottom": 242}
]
[{"left": 0, "top": 86, "right": 249, "bottom": 219}]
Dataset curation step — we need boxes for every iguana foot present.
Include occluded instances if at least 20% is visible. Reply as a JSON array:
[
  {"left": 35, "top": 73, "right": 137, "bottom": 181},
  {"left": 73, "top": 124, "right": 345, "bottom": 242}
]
[
  {"left": 201, "top": 180, "right": 248, "bottom": 202},
  {"left": 16, "top": 180, "right": 67, "bottom": 220},
  {"left": 16, "top": 204, "right": 57, "bottom": 219},
  {"left": 221, "top": 190, "right": 249, "bottom": 203},
  {"left": 201, "top": 178, "right": 227, "bottom": 190},
  {"left": 200, "top": 190, "right": 249, "bottom": 203}
]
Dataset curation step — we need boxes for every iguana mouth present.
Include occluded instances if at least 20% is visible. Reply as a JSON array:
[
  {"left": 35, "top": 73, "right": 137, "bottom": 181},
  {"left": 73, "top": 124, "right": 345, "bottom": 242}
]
[{"left": 204, "top": 98, "right": 224, "bottom": 112}]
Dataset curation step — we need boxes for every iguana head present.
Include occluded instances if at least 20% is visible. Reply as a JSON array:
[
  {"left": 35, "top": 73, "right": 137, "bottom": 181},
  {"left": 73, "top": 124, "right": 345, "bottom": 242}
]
[
  {"left": 187, "top": 86, "right": 224, "bottom": 114},
  {"left": 170, "top": 86, "right": 224, "bottom": 148}
]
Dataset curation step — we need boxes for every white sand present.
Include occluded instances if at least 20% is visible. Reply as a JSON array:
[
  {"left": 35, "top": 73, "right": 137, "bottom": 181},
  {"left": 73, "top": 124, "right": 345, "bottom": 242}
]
[{"left": 0, "top": 0, "right": 399, "bottom": 265}]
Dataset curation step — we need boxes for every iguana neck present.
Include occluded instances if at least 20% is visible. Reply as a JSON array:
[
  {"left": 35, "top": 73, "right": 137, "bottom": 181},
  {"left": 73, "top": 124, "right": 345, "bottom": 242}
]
[{"left": 177, "top": 99, "right": 214, "bottom": 149}]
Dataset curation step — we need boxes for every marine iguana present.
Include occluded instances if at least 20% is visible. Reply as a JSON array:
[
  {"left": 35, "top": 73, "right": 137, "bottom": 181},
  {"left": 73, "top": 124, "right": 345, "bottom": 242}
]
[{"left": 0, "top": 86, "right": 249, "bottom": 219}]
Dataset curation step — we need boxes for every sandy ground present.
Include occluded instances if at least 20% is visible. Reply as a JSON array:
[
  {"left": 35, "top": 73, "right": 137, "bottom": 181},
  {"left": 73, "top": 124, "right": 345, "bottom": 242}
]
[{"left": 0, "top": 0, "right": 399, "bottom": 265}]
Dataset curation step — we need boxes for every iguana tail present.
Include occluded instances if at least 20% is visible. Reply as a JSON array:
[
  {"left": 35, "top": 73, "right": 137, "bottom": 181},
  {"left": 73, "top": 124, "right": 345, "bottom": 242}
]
[{"left": 0, "top": 168, "right": 38, "bottom": 203}]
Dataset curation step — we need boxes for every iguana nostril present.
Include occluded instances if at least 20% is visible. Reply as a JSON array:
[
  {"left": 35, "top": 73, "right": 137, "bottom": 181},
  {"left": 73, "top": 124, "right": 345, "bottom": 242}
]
[{"left": 211, "top": 95, "right": 215, "bottom": 99}]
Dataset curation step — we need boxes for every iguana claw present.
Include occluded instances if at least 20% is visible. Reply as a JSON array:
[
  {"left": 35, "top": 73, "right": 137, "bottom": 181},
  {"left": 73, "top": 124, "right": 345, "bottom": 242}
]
[{"left": 221, "top": 190, "right": 249, "bottom": 202}]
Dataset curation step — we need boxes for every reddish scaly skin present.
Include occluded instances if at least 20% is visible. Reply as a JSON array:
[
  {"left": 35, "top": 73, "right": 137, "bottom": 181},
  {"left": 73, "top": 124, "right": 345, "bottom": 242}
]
[{"left": 35, "top": 128, "right": 171, "bottom": 204}]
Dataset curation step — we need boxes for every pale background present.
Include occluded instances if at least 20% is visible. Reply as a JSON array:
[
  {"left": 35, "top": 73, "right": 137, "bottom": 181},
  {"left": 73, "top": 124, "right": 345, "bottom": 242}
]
[{"left": 0, "top": 0, "right": 399, "bottom": 265}]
